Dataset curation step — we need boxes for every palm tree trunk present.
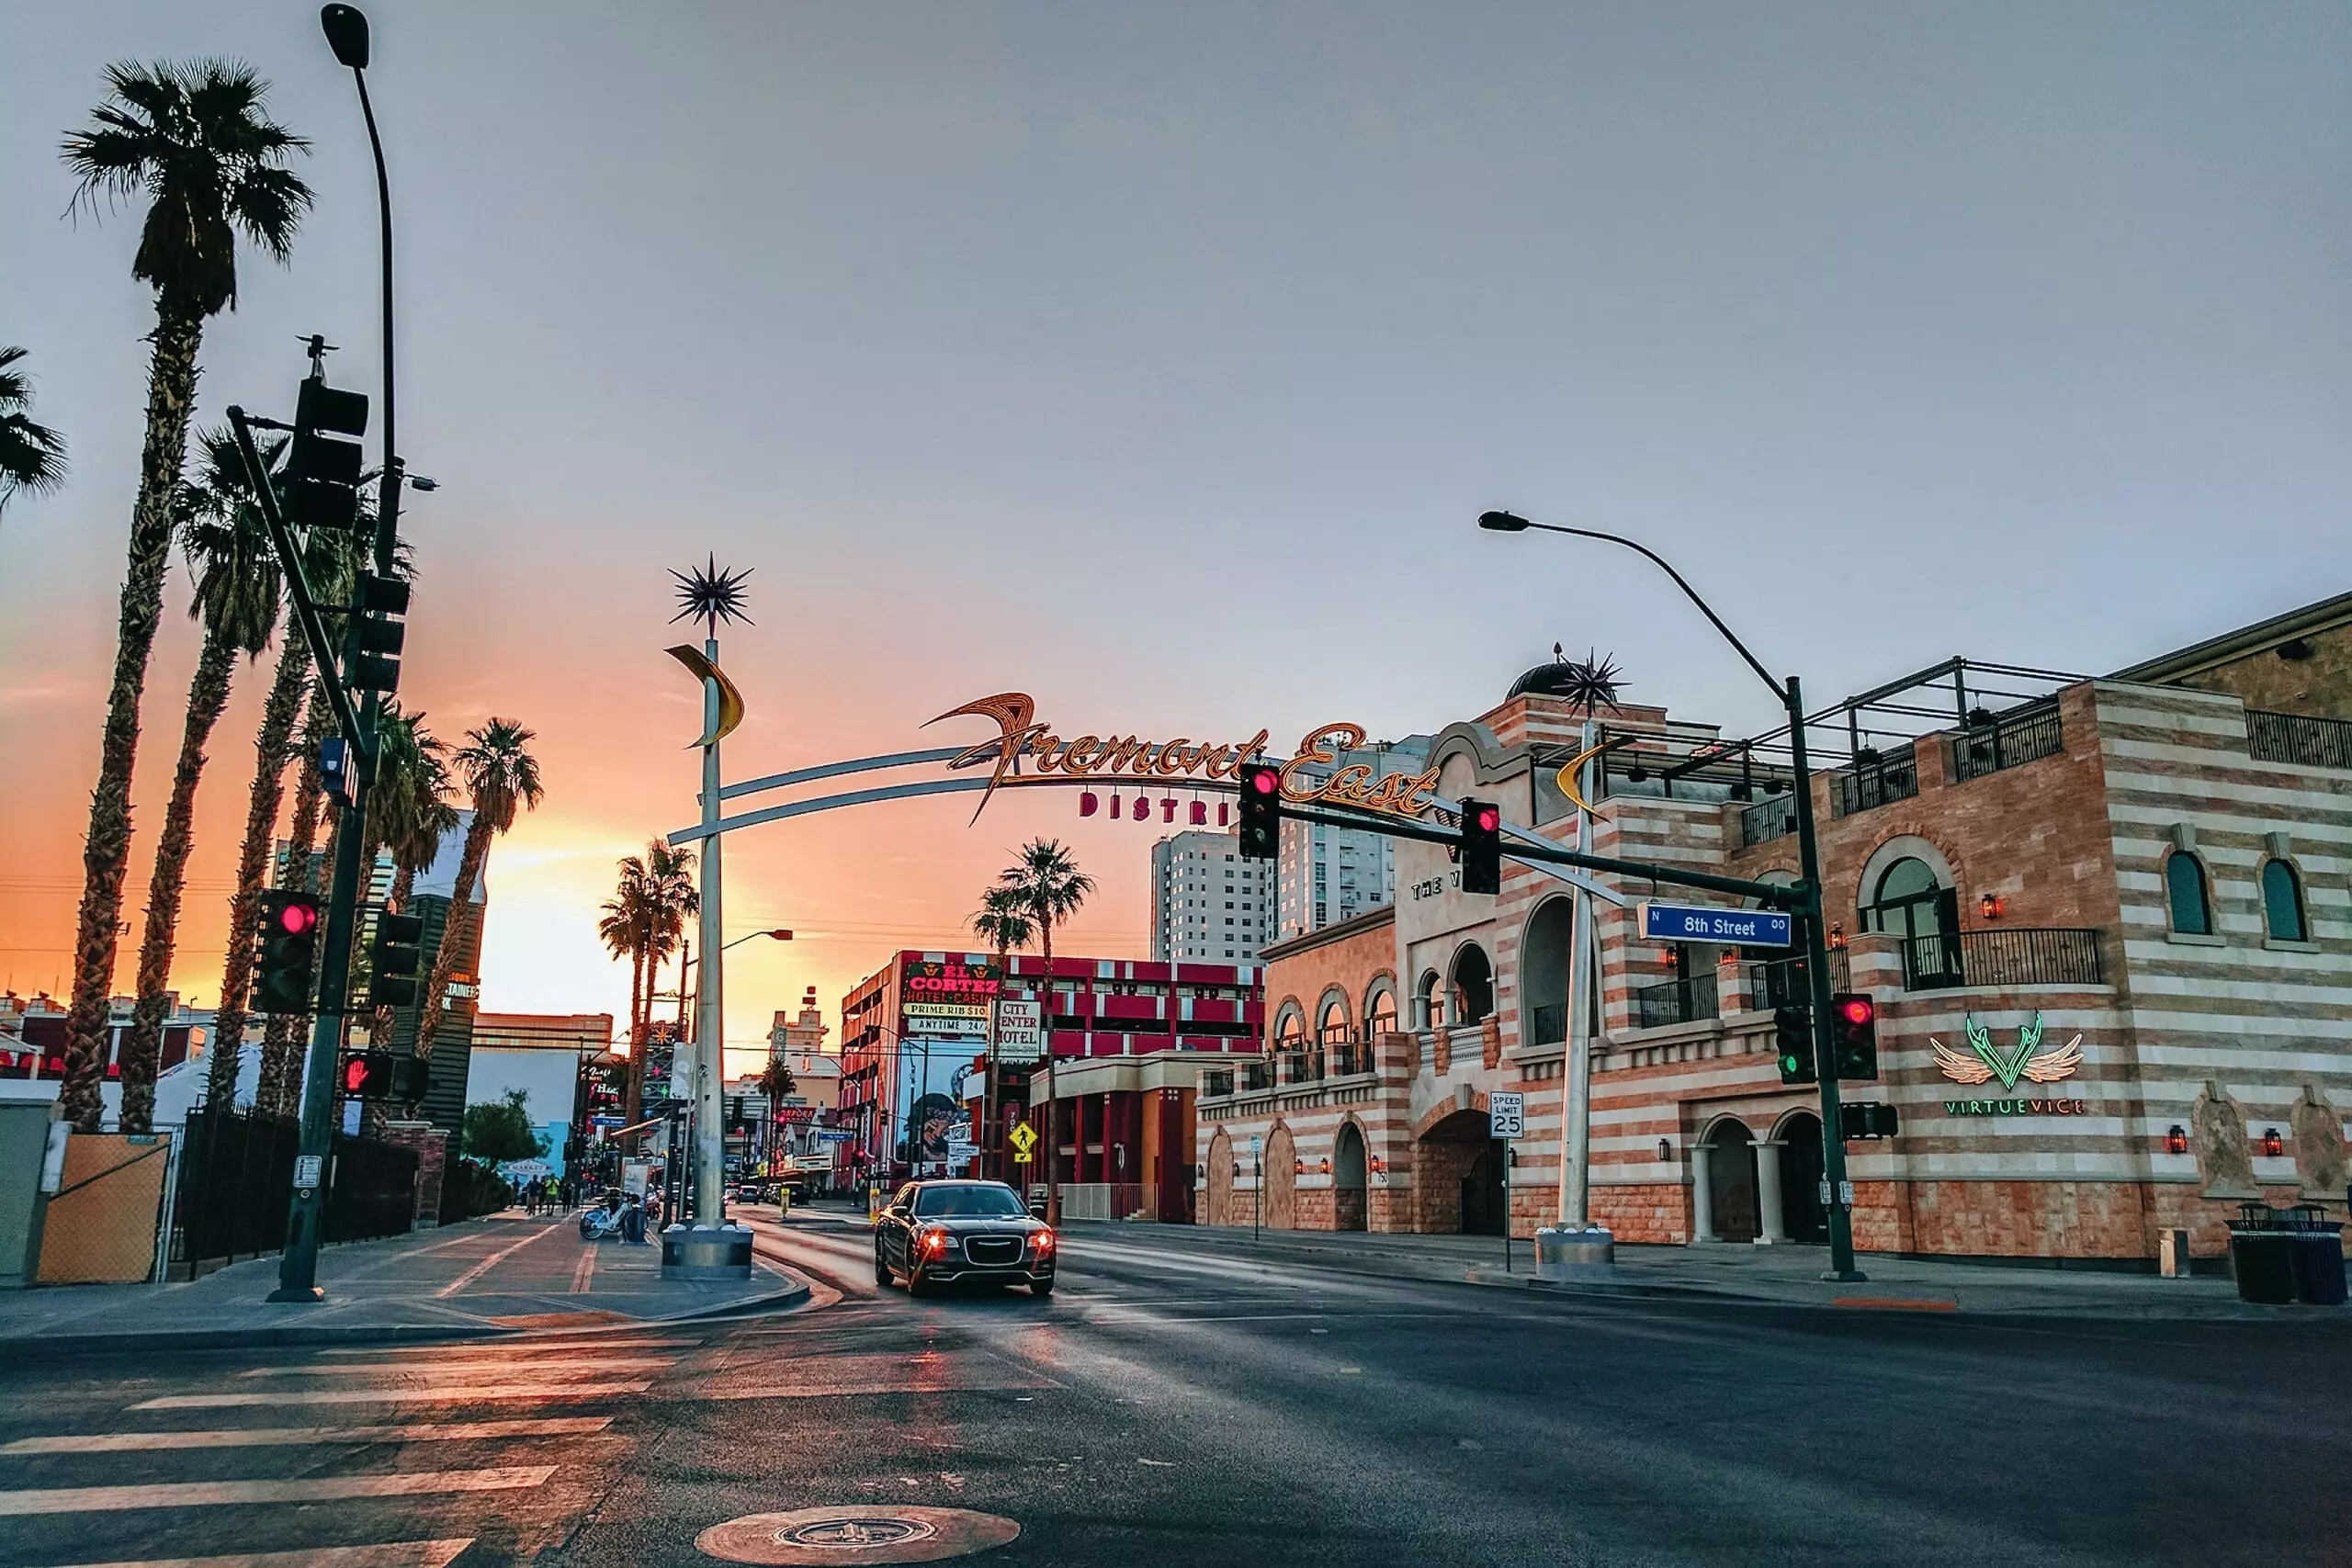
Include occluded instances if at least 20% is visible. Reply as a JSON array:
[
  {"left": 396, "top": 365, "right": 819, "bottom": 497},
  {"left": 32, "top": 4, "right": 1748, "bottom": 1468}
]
[
  {"left": 413, "top": 818, "right": 492, "bottom": 1062},
  {"left": 1041, "top": 918, "right": 1059, "bottom": 1224},
  {"left": 623, "top": 942, "right": 647, "bottom": 1134},
  {"left": 59, "top": 309, "right": 205, "bottom": 1132},
  {"left": 207, "top": 645, "right": 311, "bottom": 1112},
  {"left": 257, "top": 685, "right": 333, "bottom": 1118},
  {"left": 119, "top": 627, "right": 240, "bottom": 1134}
]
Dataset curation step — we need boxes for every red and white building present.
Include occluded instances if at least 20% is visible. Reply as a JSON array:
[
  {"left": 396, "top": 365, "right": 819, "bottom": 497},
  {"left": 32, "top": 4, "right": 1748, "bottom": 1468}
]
[{"left": 1199, "top": 592, "right": 2352, "bottom": 1268}]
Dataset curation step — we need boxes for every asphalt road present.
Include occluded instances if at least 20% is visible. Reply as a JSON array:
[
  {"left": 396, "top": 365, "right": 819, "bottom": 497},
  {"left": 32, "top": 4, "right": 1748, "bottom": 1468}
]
[{"left": 1, "top": 1207, "right": 2346, "bottom": 1568}]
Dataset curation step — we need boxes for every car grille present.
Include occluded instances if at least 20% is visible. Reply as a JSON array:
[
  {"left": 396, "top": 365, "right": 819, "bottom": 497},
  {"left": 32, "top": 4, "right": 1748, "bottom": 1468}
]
[{"left": 964, "top": 1235, "right": 1022, "bottom": 1266}]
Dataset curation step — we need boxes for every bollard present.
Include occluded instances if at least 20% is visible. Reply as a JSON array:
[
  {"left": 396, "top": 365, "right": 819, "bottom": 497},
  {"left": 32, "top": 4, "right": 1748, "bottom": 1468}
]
[{"left": 660, "top": 1222, "right": 755, "bottom": 1280}]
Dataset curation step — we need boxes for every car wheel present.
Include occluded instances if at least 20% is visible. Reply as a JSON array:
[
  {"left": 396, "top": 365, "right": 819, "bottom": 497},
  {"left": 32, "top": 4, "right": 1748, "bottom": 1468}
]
[
  {"left": 874, "top": 1248, "right": 894, "bottom": 1288},
  {"left": 1030, "top": 1277, "right": 1055, "bottom": 1299}
]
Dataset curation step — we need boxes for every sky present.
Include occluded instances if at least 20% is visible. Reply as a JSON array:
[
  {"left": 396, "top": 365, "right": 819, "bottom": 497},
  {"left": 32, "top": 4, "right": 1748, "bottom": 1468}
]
[{"left": 4, "top": 2, "right": 2349, "bottom": 1079}]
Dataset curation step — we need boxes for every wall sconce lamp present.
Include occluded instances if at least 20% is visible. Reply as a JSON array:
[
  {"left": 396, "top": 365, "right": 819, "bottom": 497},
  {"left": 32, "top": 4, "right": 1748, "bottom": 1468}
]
[
  {"left": 2263, "top": 1128, "right": 2285, "bottom": 1158},
  {"left": 1294, "top": 1157, "right": 1306, "bottom": 1177},
  {"left": 1369, "top": 1155, "right": 1386, "bottom": 1175},
  {"left": 2165, "top": 1125, "right": 2188, "bottom": 1156},
  {"left": 1657, "top": 1138, "right": 1673, "bottom": 1161},
  {"left": 1979, "top": 893, "right": 2005, "bottom": 921},
  {"left": 1827, "top": 923, "right": 1848, "bottom": 951},
  {"left": 1232, "top": 1162, "right": 1241, "bottom": 1179}
]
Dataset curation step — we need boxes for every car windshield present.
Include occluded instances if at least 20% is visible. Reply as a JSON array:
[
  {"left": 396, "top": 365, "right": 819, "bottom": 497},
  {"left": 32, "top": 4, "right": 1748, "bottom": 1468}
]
[{"left": 912, "top": 1185, "right": 1026, "bottom": 1217}]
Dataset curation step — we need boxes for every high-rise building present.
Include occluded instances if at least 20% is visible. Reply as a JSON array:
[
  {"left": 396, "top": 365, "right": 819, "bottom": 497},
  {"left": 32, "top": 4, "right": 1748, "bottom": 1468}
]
[
  {"left": 1150, "top": 830, "right": 1274, "bottom": 963},
  {"left": 1274, "top": 737, "right": 1433, "bottom": 942}
]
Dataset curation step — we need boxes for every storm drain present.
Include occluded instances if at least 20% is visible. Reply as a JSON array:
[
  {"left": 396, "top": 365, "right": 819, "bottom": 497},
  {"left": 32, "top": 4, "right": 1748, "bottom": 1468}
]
[{"left": 697, "top": 1506, "right": 1020, "bottom": 1565}]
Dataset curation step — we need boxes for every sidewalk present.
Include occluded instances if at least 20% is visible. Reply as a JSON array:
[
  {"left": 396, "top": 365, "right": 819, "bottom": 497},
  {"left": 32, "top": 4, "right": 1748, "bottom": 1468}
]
[
  {"left": 1061, "top": 1219, "right": 2339, "bottom": 1322},
  {"left": 0, "top": 1211, "right": 808, "bottom": 1353}
]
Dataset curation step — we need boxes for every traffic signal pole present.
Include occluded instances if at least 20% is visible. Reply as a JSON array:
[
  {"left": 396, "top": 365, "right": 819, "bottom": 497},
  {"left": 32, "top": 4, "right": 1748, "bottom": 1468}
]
[{"left": 1783, "top": 676, "right": 1864, "bottom": 1281}]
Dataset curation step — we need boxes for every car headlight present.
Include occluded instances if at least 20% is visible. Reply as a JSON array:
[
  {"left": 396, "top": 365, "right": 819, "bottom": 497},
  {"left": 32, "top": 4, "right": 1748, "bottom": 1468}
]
[
  {"left": 1032, "top": 1229, "right": 1056, "bottom": 1253},
  {"left": 920, "top": 1228, "right": 951, "bottom": 1255}
]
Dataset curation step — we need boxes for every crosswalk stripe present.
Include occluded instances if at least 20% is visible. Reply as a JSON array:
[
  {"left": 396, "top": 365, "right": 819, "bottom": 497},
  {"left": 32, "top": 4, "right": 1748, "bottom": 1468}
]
[
  {"left": 0, "top": 1466, "right": 554, "bottom": 1516},
  {"left": 316, "top": 1337, "right": 687, "bottom": 1359},
  {"left": 240, "top": 1357, "right": 673, "bottom": 1379},
  {"left": 37, "top": 1539, "right": 473, "bottom": 1568},
  {"left": 2, "top": 1417, "right": 612, "bottom": 1454},
  {"left": 133, "top": 1382, "right": 651, "bottom": 1410}
]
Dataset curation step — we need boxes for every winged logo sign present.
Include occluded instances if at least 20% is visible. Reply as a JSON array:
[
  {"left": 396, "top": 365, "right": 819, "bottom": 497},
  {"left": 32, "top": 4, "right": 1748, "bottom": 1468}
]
[{"left": 1930, "top": 1012, "right": 2083, "bottom": 1092}]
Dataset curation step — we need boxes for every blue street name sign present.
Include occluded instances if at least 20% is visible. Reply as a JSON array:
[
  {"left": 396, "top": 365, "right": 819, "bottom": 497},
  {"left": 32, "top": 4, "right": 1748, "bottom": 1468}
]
[{"left": 1639, "top": 901, "right": 1793, "bottom": 947}]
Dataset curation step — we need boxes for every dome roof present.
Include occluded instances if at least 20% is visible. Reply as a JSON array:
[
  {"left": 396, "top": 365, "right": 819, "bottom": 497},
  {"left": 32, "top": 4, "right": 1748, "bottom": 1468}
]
[{"left": 1507, "top": 649, "right": 1624, "bottom": 707}]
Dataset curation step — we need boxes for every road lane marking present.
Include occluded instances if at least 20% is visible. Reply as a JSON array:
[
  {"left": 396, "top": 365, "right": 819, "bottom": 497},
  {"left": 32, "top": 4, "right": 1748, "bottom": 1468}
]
[
  {"left": 435, "top": 1227, "right": 556, "bottom": 1297},
  {"left": 317, "top": 1337, "right": 689, "bottom": 1358},
  {"left": 133, "top": 1381, "right": 652, "bottom": 1409},
  {"left": 240, "top": 1357, "right": 673, "bottom": 1378},
  {"left": 3, "top": 1417, "right": 612, "bottom": 1454},
  {"left": 40, "top": 1540, "right": 474, "bottom": 1568},
  {"left": 0, "top": 1466, "right": 555, "bottom": 1516},
  {"left": 570, "top": 1245, "right": 596, "bottom": 1293}
]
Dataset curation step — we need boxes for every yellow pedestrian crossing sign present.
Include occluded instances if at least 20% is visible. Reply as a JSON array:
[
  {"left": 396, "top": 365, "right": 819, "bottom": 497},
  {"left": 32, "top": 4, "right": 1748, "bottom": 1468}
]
[{"left": 1008, "top": 1122, "right": 1038, "bottom": 1157}]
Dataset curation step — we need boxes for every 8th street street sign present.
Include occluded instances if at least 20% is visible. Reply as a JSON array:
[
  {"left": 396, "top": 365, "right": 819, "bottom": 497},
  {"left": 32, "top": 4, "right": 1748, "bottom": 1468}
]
[{"left": 1639, "top": 901, "right": 1793, "bottom": 947}]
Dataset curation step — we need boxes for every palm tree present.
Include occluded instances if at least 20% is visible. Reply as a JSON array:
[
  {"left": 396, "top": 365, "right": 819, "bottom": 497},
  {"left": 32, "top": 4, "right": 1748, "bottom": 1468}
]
[
  {"left": 118, "top": 430, "right": 285, "bottom": 1132},
  {"left": 56, "top": 62, "right": 311, "bottom": 1130},
  {"left": 363, "top": 707, "right": 457, "bottom": 1052},
  {"left": 413, "top": 720, "right": 545, "bottom": 1062},
  {"left": 998, "top": 839, "right": 1093, "bottom": 1219},
  {"left": 598, "top": 856, "right": 652, "bottom": 1126},
  {"left": 969, "top": 885, "right": 1035, "bottom": 1179},
  {"left": 0, "top": 345, "right": 67, "bottom": 520},
  {"left": 636, "top": 842, "right": 698, "bottom": 1129}
]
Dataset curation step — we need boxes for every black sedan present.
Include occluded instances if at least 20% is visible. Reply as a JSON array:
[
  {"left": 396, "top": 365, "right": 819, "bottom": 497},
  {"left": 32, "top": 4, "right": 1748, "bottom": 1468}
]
[{"left": 874, "top": 1179, "right": 1057, "bottom": 1297}]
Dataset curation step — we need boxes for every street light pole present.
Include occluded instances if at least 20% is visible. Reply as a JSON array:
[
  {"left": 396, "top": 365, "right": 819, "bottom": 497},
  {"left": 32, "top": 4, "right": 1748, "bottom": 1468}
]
[
  {"left": 271, "top": 4, "right": 399, "bottom": 1303},
  {"left": 1477, "top": 510, "right": 1864, "bottom": 1281}
]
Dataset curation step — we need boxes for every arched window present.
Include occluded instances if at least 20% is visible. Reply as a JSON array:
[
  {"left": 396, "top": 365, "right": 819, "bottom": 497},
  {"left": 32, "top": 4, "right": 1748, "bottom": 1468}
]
[
  {"left": 2261, "top": 860, "right": 2307, "bottom": 942},
  {"left": 1450, "top": 942, "right": 1495, "bottom": 1026},
  {"left": 1861, "top": 855, "right": 1959, "bottom": 987},
  {"left": 1414, "top": 970, "right": 1443, "bottom": 1030},
  {"left": 1317, "top": 997, "right": 1350, "bottom": 1044},
  {"left": 2165, "top": 853, "right": 2212, "bottom": 937},
  {"left": 1364, "top": 983, "right": 1397, "bottom": 1036}
]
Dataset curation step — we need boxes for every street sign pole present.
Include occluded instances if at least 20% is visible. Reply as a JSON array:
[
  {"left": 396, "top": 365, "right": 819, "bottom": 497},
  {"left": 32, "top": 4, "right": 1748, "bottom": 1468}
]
[{"left": 1786, "top": 674, "right": 1865, "bottom": 1282}]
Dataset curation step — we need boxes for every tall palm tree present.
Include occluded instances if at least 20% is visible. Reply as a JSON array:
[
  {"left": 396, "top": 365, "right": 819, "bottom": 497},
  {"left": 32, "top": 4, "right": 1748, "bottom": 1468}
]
[
  {"left": 119, "top": 430, "right": 285, "bottom": 1132},
  {"left": 632, "top": 841, "right": 698, "bottom": 1131},
  {"left": 969, "top": 885, "right": 1035, "bottom": 1179},
  {"left": 598, "top": 856, "right": 652, "bottom": 1127},
  {"left": 998, "top": 839, "right": 1093, "bottom": 1220},
  {"left": 56, "top": 62, "right": 311, "bottom": 1130},
  {"left": 413, "top": 720, "right": 545, "bottom": 1062},
  {"left": 363, "top": 707, "right": 457, "bottom": 1052},
  {"left": 0, "top": 345, "right": 67, "bottom": 521}
]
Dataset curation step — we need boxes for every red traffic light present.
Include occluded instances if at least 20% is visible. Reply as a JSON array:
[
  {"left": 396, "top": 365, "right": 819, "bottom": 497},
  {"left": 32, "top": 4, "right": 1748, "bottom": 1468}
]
[
  {"left": 277, "top": 898, "right": 321, "bottom": 936},
  {"left": 1839, "top": 997, "right": 1875, "bottom": 1027},
  {"left": 1476, "top": 806, "right": 1500, "bottom": 832},
  {"left": 1248, "top": 766, "right": 1279, "bottom": 795}
]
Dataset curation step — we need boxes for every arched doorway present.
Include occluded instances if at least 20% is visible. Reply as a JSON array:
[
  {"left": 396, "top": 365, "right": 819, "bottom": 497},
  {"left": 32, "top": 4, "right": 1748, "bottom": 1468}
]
[
  {"left": 1205, "top": 1129, "right": 1234, "bottom": 1228},
  {"left": 1418, "top": 1108, "right": 1503, "bottom": 1235},
  {"left": 1451, "top": 942, "right": 1495, "bottom": 1025},
  {"left": 1702, "top": 1121, "right": 1759, "bottom": 1243},
  {"left": 1264, "top": 1124, "right": 1298, "bottom": 1230},
  {"left": 1333, "top": 1122, "right": 1369, "bottom": 1231},
  {"left": 1521, "top": 897, "right": 1573, "bottom": 1047},
  {"left": 1777, "top": 1112, "right": 1828, "bottom": 1245}
]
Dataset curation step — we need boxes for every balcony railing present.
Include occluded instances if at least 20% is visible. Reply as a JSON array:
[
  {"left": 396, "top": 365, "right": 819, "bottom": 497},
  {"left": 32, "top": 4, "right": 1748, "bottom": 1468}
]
[
  {"left": 1740, "top": 792, "right": 1798, "bottom": 846},
  {"left": 1900, "top": 927, "right": 2105, "bottom": 991},
  {"left": 1277, "top": 1048, "right": 1324, "bottom": 1086},
  {"left": 2247, "top": 710, "right": 2352, "bottom": 772},
  {"left": 1952, "top": 701, "right": 2063, "bottom": 782},
  {"left": 1743, "top": 950, "right": 1850, "bottom": 1011},
  {"left": 1832, "top": 744, "right": 1919, "bottom": 818},
  {"left": 1634, "top": 973, "right": 1719, "bottom": 1030}
]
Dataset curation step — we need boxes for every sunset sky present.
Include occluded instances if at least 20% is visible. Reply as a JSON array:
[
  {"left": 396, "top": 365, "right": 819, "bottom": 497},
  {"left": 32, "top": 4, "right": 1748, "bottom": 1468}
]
[{"left": 6, "top": 2, "right": 2350, "bottom": 1080}]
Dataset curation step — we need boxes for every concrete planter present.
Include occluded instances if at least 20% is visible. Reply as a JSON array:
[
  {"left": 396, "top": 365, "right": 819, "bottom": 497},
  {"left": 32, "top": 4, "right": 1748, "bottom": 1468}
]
[
  {"left": 660, "top": 1224, "right": 754, "bottom": 1280},
  {"left": 1534, "top": 1224, "right": 1616, "bottom": 1280}
]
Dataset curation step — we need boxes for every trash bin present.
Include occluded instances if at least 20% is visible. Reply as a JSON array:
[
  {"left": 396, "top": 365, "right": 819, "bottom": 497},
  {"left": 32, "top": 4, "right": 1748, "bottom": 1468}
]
[
  {"left": 2280, "top": 1205, "right": 2346, "bottom": 1307},
  {"left": 2227, "top": 1205, "right": 2297, "bottom": 1305}
]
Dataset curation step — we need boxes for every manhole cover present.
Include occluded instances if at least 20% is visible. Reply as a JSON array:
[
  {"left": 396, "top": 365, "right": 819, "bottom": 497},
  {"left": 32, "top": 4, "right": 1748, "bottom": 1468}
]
[{"left": 697, "top": 1506, "right": 1020, "bottom": 1565}]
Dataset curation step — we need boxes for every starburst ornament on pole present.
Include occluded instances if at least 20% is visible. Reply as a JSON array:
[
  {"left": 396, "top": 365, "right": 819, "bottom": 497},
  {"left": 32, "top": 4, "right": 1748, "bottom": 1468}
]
[{"left": 663, "top": 557, "right": 752, "bottom": 1263}]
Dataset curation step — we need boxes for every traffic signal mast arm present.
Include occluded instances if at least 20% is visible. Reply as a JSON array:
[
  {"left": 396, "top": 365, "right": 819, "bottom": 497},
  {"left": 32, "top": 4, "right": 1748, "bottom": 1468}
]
[
  {"left": 225, "top": 405, "right": 370, "bottom": 761},
  {"left": 1273, "top": 799, "right": 1812, "bottom": 912}
]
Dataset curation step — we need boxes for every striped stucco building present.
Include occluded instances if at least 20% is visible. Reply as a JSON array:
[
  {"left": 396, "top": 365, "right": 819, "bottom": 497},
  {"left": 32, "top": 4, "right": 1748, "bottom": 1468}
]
[{"left": 1196, "top": 592, "right": 2352, "bottom": 1267}]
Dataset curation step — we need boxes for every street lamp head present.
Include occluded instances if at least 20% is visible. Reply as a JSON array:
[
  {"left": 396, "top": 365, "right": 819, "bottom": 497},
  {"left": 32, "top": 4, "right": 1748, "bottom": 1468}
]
[
  {"left": 765, "top": 929, "right": 794, "bottom": 942},
  {"left": 321, "top": 4, "right": 370, "bottom": 69},
  {"left": 1477, "top": 510, "right": 1532, "bottom": 533}
]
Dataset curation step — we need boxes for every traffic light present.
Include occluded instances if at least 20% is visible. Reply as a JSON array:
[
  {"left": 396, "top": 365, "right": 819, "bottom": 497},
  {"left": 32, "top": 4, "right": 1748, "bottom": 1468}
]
[
  {"left": 1457, "top": 799, "right": 1502, "bottom": 895},
  {"left": 340, "top": 1049, "right": 393, "bottom": 1099},
  {"left": 367, "top": 910, "right": 424, "bottom": 1009},
  {"left": 1830, "top": 992, "right": 1879, "bottom": 1080},
  {"left": 1238, "top": 761, "right": 1281, "bottom": 860},
  {"left": 253, "top": 891, "right": 322, "bottom": 1015},
  {"left": 391, "top": 1055, "right": 430, "bottom": 1100},
  {"left": 1774, "top": 1004, "right": 1816, "bottom": 1085},
  {"left": 320, "top": 735, "right": 351, "bottom": 809},
  {"left": 1839, "top": 1101, "right": 1899, "bottom": 1140},
  {"left": 285, "top": 375, "right": 369, "bottom": 533},
  {"left": 345, "top": 572, "right": 407, "bottom": 697}
]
